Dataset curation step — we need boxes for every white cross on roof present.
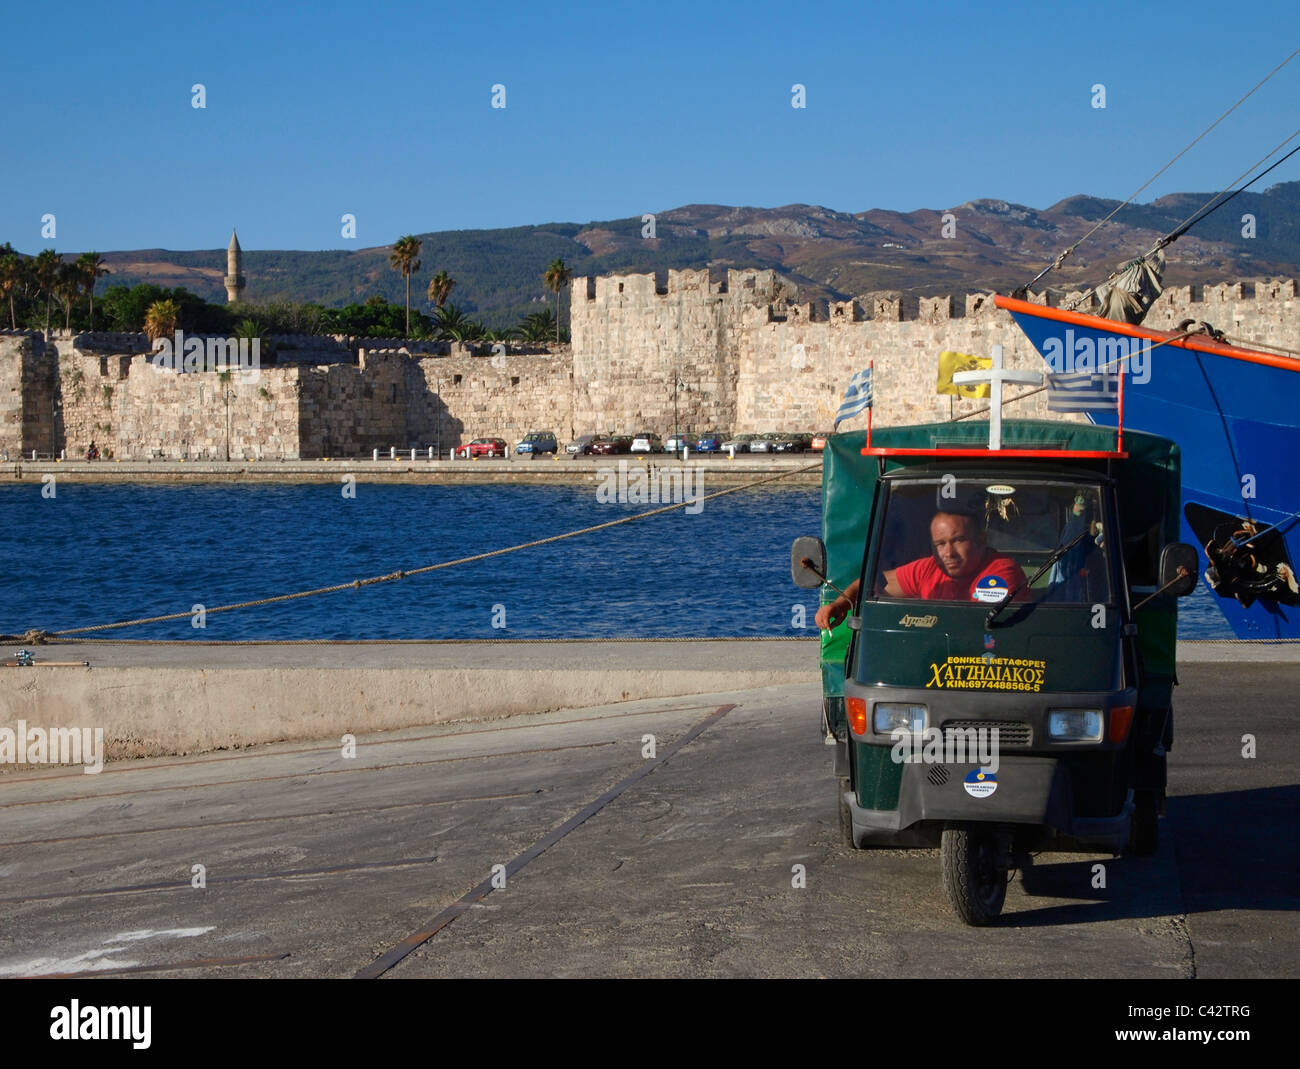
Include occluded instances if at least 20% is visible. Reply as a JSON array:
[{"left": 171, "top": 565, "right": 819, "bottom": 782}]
[{"left": 952, "top": 344, "right": 1043, "bottom": 450}]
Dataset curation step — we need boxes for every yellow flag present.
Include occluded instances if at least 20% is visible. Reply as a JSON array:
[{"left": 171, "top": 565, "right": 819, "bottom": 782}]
[{"left": 937, "top": 351, "right": 992, "bottom": 398}]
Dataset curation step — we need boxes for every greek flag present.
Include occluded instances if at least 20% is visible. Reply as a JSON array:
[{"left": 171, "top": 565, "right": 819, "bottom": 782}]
[
  {"left": 1046, "top": 371, "right": 1119, "bottom": 413},
  {"left": 835, "top": 367, "right": 873, "bottom": 427}
]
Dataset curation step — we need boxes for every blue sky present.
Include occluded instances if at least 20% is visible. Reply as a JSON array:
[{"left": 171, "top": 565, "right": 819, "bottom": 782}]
[{"left": 2, "top": 0, "right": 1297, "bottom": 252}]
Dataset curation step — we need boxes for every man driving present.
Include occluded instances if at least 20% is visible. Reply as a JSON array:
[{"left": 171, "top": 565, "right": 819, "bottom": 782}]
[{"left": 814, "top": 510, "right": 1027, "bottom": 630}]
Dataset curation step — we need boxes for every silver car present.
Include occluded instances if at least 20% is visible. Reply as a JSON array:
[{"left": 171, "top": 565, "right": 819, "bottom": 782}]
[{"left": 722, "top": 433, "right": 759, "bottom": 453}]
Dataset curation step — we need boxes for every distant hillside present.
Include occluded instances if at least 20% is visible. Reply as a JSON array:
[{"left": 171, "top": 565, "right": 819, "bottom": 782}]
[{"left": 26, "top": 181, "right": 1300, "bottom": 330}]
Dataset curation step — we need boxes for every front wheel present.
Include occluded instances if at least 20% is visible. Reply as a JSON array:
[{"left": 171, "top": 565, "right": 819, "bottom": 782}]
[
  {"left": 941, "top": 826, "right": 1007, "bottom": 925},
  {"left": 1125, "top": 791, "right": 1160, "bottom": 857}
]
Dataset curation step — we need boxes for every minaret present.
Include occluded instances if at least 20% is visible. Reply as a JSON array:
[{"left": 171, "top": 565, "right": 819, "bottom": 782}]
[{"left": 224, "top": 230, "right": 245, "bottom": 303}]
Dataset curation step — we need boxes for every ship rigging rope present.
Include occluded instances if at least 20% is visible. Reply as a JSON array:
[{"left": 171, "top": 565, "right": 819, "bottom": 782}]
[
  {"left": 25, "top": 463, "right": 821, "bottom": 641},
  {"left": 1020, "top": 45, "right": 1300, "bottom": 293},
  {"left": 1065, "top": 129, "right": 1300, "bottom": 310},
  {"left": 1157, "top": 131, "right": 1300, "bottom": 247}
]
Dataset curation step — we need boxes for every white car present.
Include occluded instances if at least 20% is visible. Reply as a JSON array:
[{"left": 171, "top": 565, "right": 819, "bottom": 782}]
[{"left": 630, "top": 432, "right": 665, "bottom": 453}]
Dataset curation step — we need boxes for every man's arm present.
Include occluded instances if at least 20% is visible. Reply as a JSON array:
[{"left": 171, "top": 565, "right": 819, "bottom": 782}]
[
  {"left": 815, "top": 567, "right": 912, "bottom": 629},
  {"left": 881, "top": 568, "right": 905, "bottom": 598},
  {"left": 814, "top": 579, "right": 860, "bottom": 630}
]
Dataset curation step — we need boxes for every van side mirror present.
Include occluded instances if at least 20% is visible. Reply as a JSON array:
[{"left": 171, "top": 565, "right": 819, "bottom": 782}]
[
  {"left": 1158, "top": 542, "right": 1199, "bottom": 597},
  {"left": 791, "top": 536, "right": 827, "bottom": 589}
]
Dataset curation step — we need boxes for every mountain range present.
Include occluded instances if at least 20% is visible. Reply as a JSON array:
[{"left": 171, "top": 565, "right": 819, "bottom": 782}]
[{"left": 48, "top": 181, "right": 1300, "bottom": 330}]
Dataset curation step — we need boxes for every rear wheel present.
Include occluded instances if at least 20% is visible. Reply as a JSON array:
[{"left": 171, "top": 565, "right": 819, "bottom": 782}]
[
  {"left": 837, "top": 777, "right": 859, "bottom": 849},
  {"left": 941, "top": 826, "right": 1007, "bottom": 925}
]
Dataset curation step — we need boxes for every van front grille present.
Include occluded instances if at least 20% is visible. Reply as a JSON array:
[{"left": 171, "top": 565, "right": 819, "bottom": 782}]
[{"left": 942, "top": 720, "right": 1032, "bottom": 748}]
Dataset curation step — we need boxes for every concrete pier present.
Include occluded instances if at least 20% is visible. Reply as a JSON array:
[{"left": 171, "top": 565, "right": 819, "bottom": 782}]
[
  {"left": 0, "top": 639, "right": 819, "bottom": 763},
  {"left": 0, "top": 657, "right": 1294, "bottom": 978},
  {"left": 1, "top": 638, "right": 1291, "bottom": 766}
]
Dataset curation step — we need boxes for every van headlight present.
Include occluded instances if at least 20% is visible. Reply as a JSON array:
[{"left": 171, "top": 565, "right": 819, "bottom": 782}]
[
  {"left": 874, "top": 703, "right": 927, "bottom": 735},
  {"left": 1048, "top": 709, "right": 1103, "bottom": 741}
]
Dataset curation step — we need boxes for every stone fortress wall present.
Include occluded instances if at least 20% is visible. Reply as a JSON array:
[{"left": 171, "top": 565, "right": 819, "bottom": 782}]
[{"left": 1, "top": 271, "right": 1295, "bottom": 460}]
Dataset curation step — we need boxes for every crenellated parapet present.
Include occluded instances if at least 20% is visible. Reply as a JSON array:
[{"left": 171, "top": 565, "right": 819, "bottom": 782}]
[
  {"left": 572, "top": 268, "right": 1300, "bottom": 327},
  {"left": 3, "top": 268, "right": 1295, "bottom": 461}
]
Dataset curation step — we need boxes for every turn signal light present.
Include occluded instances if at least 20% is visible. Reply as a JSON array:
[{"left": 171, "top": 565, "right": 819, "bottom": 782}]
[
  {"left": 1109, "top": 706, "right": 1134, "bottom": 744},
  {"left": 847, "top": 697, "right": 867, "bottom": 736}
]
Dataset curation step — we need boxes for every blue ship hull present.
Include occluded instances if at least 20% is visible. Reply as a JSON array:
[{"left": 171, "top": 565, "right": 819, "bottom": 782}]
[{"left": 997, "top": 295, "right": 1300, "bottom": 639}]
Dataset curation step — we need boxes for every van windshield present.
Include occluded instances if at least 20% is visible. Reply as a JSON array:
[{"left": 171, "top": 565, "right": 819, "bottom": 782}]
[{"left": 868, "top": 478, "right": 1111, "bottom": 605}]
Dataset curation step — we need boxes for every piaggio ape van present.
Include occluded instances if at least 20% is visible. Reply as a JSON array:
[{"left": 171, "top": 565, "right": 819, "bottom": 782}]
[{"left": 792, "top": 419, "right": 1198, "bottom": 924}]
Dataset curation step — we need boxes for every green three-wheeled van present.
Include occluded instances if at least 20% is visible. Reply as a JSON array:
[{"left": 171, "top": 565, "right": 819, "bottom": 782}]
[{"left": 792, "top": 419, "right": 1198, "bottom": 924}]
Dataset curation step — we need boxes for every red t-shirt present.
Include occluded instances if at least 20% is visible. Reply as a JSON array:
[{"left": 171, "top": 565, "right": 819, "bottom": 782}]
[{"left": 894, "top": 548, "right": 1027, "bottom": 603}]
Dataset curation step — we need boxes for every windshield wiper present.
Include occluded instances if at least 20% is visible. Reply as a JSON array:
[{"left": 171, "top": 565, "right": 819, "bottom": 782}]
[{"left": 986, "top": 529, "right": 1092, "bottom": 627}]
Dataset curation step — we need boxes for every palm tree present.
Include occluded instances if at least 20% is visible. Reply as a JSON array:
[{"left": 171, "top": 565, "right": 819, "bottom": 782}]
[
  {"left": 432, "top": 302, "right": 485, "bottom": 341},
  {"left": 518, "top": 308, "right": 557, "bottom": 343},
  {"left": 426, "top": 269, "right": 455, "bottom": 310},
  {"left": 144, "top": 298, "right": 180, "bottom": 342},
  {"left": 389, "top": 235, "right": 422, "bottom": 335},
  {"left": 76, "top": 252, "right": 109, "bottom": 329},
  {"left": 0, "top": 253, "right": 24, "bottom": 330},
  {"left": 32, "top": 250, "right": 61, "bottom": 336},
  {"left": 56, "top": 262, "right": 82, "bottom": 332},
  {"left": 543, "top": 258, "right": 571, "bottom": 344}
]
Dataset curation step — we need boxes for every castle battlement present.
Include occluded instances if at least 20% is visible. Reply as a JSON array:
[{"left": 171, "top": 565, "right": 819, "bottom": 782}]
[
  {"left": 579, "top": 267, "right": 788, "bottom": 305},
  {"left": 3, "top": 267, "right": 1296, "bottom": 462},
  {"left": 572, "top": 269, "right": 1300, "bottom": 326}
]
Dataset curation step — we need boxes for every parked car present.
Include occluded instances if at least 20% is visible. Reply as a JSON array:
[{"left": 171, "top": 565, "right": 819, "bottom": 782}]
[
  {"left": 722, "top": 433, "right": 759, "bottom": 453},
  {"left": 664, "top": 433, "right": 692, "bottom": 453},
  {"left": 566, "top": 434, "right": 598, "bottom": 456},
  {"left": 748, "top": 432, "right": 781, "bottom": 454},
  {"left": 591, "top": 435, "right": 634, "bottom": 455},
  {"left": 695, "top": 431, "right": 726, "bottom": 453},
  {"left": 771, "top": 432, "right": 814, "bottom": 454},
  {"left": 516, "top": 431, "right": 559, "bottom": 455},
  {"left": 630, "top": 432, "right": 665, "bottom": 453},
  {"left": 456, "top": 437, "right": 508, "bottom": 458},
  {"left": 810, "top": 431, "right": 833, "bottom": 451}
]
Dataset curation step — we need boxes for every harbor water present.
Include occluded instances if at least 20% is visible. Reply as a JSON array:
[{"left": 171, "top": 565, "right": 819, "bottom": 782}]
[{"left": 2, "top": 483, "right": 1232, "bottom": 641}]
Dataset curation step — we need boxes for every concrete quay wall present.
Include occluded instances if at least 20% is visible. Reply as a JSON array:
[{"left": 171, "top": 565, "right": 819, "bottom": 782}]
[
  {"left": 0, "top": 641, "right": 819, "bottom": 764},
  {"left": 0, "top": 639, "right": 1290, "bottom": 766},
  {"left": 0, "top": 454, "right": 823, "bottom": 487}
]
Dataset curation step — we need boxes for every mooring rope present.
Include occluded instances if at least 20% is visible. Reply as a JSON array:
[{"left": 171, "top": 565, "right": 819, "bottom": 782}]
[{"left": 21, "top": 463, "right": 821, "bottom": 641}]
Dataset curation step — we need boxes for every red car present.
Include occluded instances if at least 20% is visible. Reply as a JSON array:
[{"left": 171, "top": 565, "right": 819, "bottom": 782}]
[
  {"left": 457, "top": 437, "right": 508, "bottom": 458},
  {"left": 590, "top": 435, "right": 634, "bottom": 455}
]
